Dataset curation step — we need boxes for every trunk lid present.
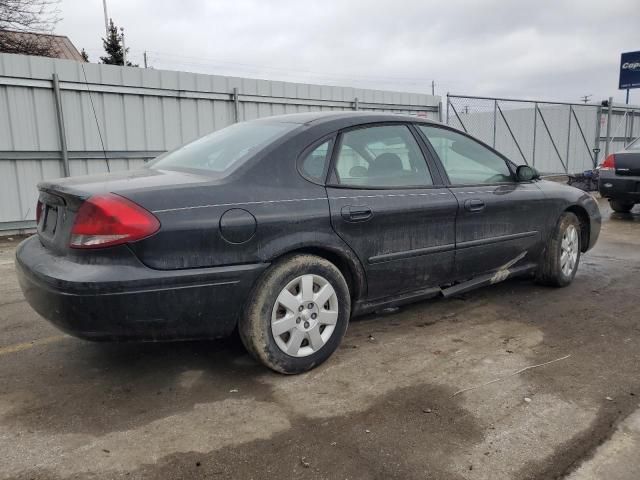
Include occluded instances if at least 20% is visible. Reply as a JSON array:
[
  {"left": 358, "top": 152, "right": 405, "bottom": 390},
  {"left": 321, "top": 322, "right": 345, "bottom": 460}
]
[{"left": 36, "top": 168, "right": 212, "bottom": 254}]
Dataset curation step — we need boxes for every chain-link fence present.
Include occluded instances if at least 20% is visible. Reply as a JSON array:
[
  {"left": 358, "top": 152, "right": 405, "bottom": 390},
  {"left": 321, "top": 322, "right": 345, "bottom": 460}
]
[
  {"left": 601, "top": 103, "right": 640, "bottom": 162},
  {"left": 445, "top": 94, "right": 638, "bottom": 175}
]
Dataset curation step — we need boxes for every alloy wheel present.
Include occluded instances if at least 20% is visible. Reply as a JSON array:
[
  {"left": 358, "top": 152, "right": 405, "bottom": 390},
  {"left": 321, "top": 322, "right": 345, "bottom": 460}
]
[
  {"left": 271, "top": 274, "right": 339, "bottom": 357},
  {"left": 560, "top": 225, "right": 579, "bottom": 277}
]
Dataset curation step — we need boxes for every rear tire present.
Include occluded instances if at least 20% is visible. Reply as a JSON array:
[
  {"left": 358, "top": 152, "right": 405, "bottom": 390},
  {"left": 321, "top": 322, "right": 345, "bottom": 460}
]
[
  {"left": 536, "top": 212, "right": 581, "bottom": 287},
  {"left": 239, "top": 254, "right": 351, "bottom": 374},
  {"left": 609, "top": 199, "right": 634, "bottom": 213}
]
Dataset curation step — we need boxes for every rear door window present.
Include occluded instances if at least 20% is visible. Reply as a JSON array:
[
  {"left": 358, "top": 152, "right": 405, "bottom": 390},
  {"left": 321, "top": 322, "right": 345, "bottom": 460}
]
[
  {"left": 300, "top": 139, "right": 333, "bottom": 182},
  {"left": 333, "top": 125, "right": 433, "bottom": 187}
]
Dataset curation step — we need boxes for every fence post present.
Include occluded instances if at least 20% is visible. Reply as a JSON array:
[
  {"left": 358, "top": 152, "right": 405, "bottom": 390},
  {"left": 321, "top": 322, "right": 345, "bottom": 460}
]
[
  {"left": 624, "top": 107, "right": 630, "bottom": 146},
  {"left": 52, "top": 73, "right": 70, "bottom": 177},
  {"left": 446, "top": 93, "right": 450, "bottom": 125},
  {"left": 438, "top": 100, "right": 443, "bottom": 123},
  {"left": 593, "top": 105, "right": 602, "bottom": 167},
  {"left": 604, "top": 97, "right": 613, "bottom": 159},
  {"left": 233, "top": 87, "right": 240, "bottom": 123},
  {"left": 629, "top": 111, "right": 635, "bottom": 147},
  {"left": 565, "top": 106, "right": 572, "bottom": 173},
  {"left": 492, "top": 100, "right": 497, "bottom": 147},
  {"left": 353, "top": 97, "right": 359, "bottom": 111},
  {"left": 532, "top": 102, "right": 537, "bottom": 167}
]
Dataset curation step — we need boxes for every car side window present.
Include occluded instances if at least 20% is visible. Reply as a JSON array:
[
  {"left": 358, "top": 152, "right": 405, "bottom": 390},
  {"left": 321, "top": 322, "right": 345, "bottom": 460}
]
[
  {"left": 300, "top": 139, "right": 333, "bottom": 182},
  {"left": 418, "top": 125, "right": 513, "bottom": 185},
  {"left": 333, "top": 125, "right": 433, "bottom": 187},
  {"left": 334, "top": 145, "right": 368, "bottom": 180}
]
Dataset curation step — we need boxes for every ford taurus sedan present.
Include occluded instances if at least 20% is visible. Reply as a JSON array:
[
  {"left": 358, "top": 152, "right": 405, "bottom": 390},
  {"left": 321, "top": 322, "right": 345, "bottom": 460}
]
[{"left": 16, "top": 112, "right": 601, "bottom": 374}]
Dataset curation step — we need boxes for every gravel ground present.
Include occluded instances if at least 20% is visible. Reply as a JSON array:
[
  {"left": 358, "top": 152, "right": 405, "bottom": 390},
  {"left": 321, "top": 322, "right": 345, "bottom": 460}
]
[{"left": 1, "top": 197, "right": 639, "bottom": 480}]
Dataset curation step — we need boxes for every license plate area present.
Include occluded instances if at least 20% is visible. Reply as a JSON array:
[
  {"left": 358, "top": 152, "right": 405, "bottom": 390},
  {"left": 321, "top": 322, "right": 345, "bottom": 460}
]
[
  {"left": 37, "top": 191, "right": 66, "bottom": 240},
  {"left": 42, "top": 205, "right": 58, "bottom": 235}
]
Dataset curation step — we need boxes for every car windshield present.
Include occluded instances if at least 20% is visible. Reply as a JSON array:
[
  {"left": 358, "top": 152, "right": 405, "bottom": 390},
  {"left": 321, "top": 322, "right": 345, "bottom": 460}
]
[{"left": 150, "top": 121, "right": 297, "bottom": 174}]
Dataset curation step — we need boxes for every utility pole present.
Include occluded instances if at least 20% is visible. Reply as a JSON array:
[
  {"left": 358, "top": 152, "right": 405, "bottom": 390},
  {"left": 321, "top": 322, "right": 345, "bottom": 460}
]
[
  {"left": 102, "top": 0, "right": 109, "bottom": 37},
  {"left": 121, "top": 28, "right": 126, "bottom": 66},
  {"left": 143, "top": 51, "right": 148, "bottom": 68},
  {"left": 580, "top": 94, "right": 592, "bottom": 104},
  {"left": 431, "top": 80, "right": 435, "bottom": 96}
]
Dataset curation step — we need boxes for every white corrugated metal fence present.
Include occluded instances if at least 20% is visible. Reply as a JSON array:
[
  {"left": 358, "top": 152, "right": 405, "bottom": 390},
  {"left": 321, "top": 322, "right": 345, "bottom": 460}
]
[{"left": 0, "top": 53, "right": 441, "bottom": 231}]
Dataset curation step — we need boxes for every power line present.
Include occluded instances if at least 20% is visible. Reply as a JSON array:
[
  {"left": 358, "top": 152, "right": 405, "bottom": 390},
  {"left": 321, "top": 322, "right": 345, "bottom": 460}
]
[
  {"left": 85, "top": 48, "right": 462, "bottom": 94},
  {"left": 142, "top": 49, "right": 443, "bottom": 84}
]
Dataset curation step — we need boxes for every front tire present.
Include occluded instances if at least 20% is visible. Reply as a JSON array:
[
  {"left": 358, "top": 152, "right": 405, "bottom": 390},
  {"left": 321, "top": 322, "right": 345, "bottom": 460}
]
[
  {"left": 609, "top": 199, "right": 634, "bottom": 213},
  {"left": 239, "top": 254, "right": 351, "bottom": 374},
  {"left": 536, "top": 212, "right": 581, "bottom": 287}
]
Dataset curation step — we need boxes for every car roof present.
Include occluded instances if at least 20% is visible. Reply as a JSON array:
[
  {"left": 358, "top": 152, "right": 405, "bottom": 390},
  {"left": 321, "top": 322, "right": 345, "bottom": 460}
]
[{"left": 260, "top": 111, "right": 439, "bottom": 126}]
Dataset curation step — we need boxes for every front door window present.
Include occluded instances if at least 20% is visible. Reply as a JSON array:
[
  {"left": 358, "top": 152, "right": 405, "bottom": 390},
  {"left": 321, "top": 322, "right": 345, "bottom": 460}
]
[{"left": 418, "top": 126, "right": 513, "bottom": 185}]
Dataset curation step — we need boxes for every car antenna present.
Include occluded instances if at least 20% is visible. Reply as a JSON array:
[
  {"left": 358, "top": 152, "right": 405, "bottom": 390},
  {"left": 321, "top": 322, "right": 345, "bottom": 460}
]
[{"left": 80, "top": 63, "right": 110, "bottom": 173}]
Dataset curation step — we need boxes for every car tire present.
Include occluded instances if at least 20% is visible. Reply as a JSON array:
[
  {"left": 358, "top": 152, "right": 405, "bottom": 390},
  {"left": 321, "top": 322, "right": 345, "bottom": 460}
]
[
  {"left": 536, "top": 212, "right": 581, "bottom": 287},
  {"left": 239, "top": 254, "right": 351, "bottom": 374},
  {"left": 609, "top": 199, "right": 634, "bottom": 213}
]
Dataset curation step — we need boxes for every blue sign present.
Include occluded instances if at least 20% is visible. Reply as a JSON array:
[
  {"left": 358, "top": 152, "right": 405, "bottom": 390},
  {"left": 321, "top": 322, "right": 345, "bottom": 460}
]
[{"left": 619, "top": 51, "right": 640, "bottom": 90}]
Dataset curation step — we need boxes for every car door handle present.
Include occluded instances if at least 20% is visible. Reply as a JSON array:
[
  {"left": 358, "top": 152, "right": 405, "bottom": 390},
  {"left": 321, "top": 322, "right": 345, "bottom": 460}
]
[
  {"left": 464, "top": 199, "right": 485, "bottom": 212},
  {"left": 341, "top": 205, "right": 373, "bottom": 222}
]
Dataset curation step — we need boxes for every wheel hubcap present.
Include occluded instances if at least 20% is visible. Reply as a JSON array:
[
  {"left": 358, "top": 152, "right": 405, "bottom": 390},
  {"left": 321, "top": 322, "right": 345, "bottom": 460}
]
[
  {"left": 560, "top": 225, "right": 579, "bottom": 277},
  {"left": 271, "top": 274, "right": 339, "bottom": 357}
]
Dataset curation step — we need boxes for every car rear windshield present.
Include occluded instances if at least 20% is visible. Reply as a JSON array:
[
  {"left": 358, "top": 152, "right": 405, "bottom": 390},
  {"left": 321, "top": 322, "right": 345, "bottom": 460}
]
[{"left": 150, "top": 121, "right": 297, "bottom": 175}]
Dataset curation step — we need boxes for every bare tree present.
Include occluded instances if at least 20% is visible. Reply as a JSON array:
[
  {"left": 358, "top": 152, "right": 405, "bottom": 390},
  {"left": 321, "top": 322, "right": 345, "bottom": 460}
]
[{"left": 0, "top": 0, "right": 62, "bottom": 56}]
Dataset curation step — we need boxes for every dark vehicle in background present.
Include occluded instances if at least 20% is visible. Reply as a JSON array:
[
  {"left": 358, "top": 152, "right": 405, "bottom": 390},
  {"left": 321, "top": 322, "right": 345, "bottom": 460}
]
[
  {"left": 16, "top": 112, "right": 601, "bottom": 374},
  {"left": 599, "top": 138, "right": 640, "bottom": 212}
]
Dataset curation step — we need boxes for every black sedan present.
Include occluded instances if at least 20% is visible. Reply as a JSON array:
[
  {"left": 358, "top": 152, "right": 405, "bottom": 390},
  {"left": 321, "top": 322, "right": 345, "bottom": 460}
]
[
  {"left": 16, "top": 112, "right": 601, "bottom": 374},
  {"left": 598, "top": 138, "right": 640, "bottom": 212}
]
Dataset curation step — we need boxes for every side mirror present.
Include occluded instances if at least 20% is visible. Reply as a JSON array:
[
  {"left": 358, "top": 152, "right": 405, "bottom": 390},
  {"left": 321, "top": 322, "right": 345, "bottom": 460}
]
[{"left": 516, "top": 165, "right": 538, "bottom": 181}]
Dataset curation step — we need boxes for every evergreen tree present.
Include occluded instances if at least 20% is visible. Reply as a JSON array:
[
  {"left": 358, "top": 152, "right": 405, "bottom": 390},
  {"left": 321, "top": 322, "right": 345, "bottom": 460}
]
[
  {"left": 100, "top": 18, "right": 137, "bottom": 66},
  {"left": 80, "top": 48, "right": 89, "bottom": 62}
]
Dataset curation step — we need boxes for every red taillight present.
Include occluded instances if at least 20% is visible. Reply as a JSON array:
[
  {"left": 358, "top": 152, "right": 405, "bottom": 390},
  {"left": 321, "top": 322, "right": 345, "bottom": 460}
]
[
  {"left": 600, "top": 154, "right": 616, "bottom": 171},
  {"left": 70, "top": 194, "right": 160, "bottom": 249},
  {"left": 36, "top": 200, "right": 44, "bottom": 225}
]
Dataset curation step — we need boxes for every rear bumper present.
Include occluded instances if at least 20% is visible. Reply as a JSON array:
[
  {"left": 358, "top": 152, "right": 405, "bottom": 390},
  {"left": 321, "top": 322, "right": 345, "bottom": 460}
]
[
  {"left": 15, "top": 236, "right": 268, "bottom": 341},
  {"left": 598, "top": 172, "right": 640, "bottom": 203}
]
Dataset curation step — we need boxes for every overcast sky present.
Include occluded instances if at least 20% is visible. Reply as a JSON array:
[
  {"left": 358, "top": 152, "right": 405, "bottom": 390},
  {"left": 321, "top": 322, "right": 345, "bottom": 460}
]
[{"left": 56, "top": 0, "right": 639, "bottom": 104}]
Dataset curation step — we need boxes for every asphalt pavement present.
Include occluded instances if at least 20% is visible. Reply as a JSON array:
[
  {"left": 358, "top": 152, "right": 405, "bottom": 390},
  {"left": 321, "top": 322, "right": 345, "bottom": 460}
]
[{"left": 1, "top": 197, "right": 639, "bottom": 480}]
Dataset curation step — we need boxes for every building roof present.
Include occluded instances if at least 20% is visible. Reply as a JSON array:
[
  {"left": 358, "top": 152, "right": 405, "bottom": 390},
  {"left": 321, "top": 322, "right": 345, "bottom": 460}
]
[{"left": 0, "top": 30, "right": 85, "bottom": 62}]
